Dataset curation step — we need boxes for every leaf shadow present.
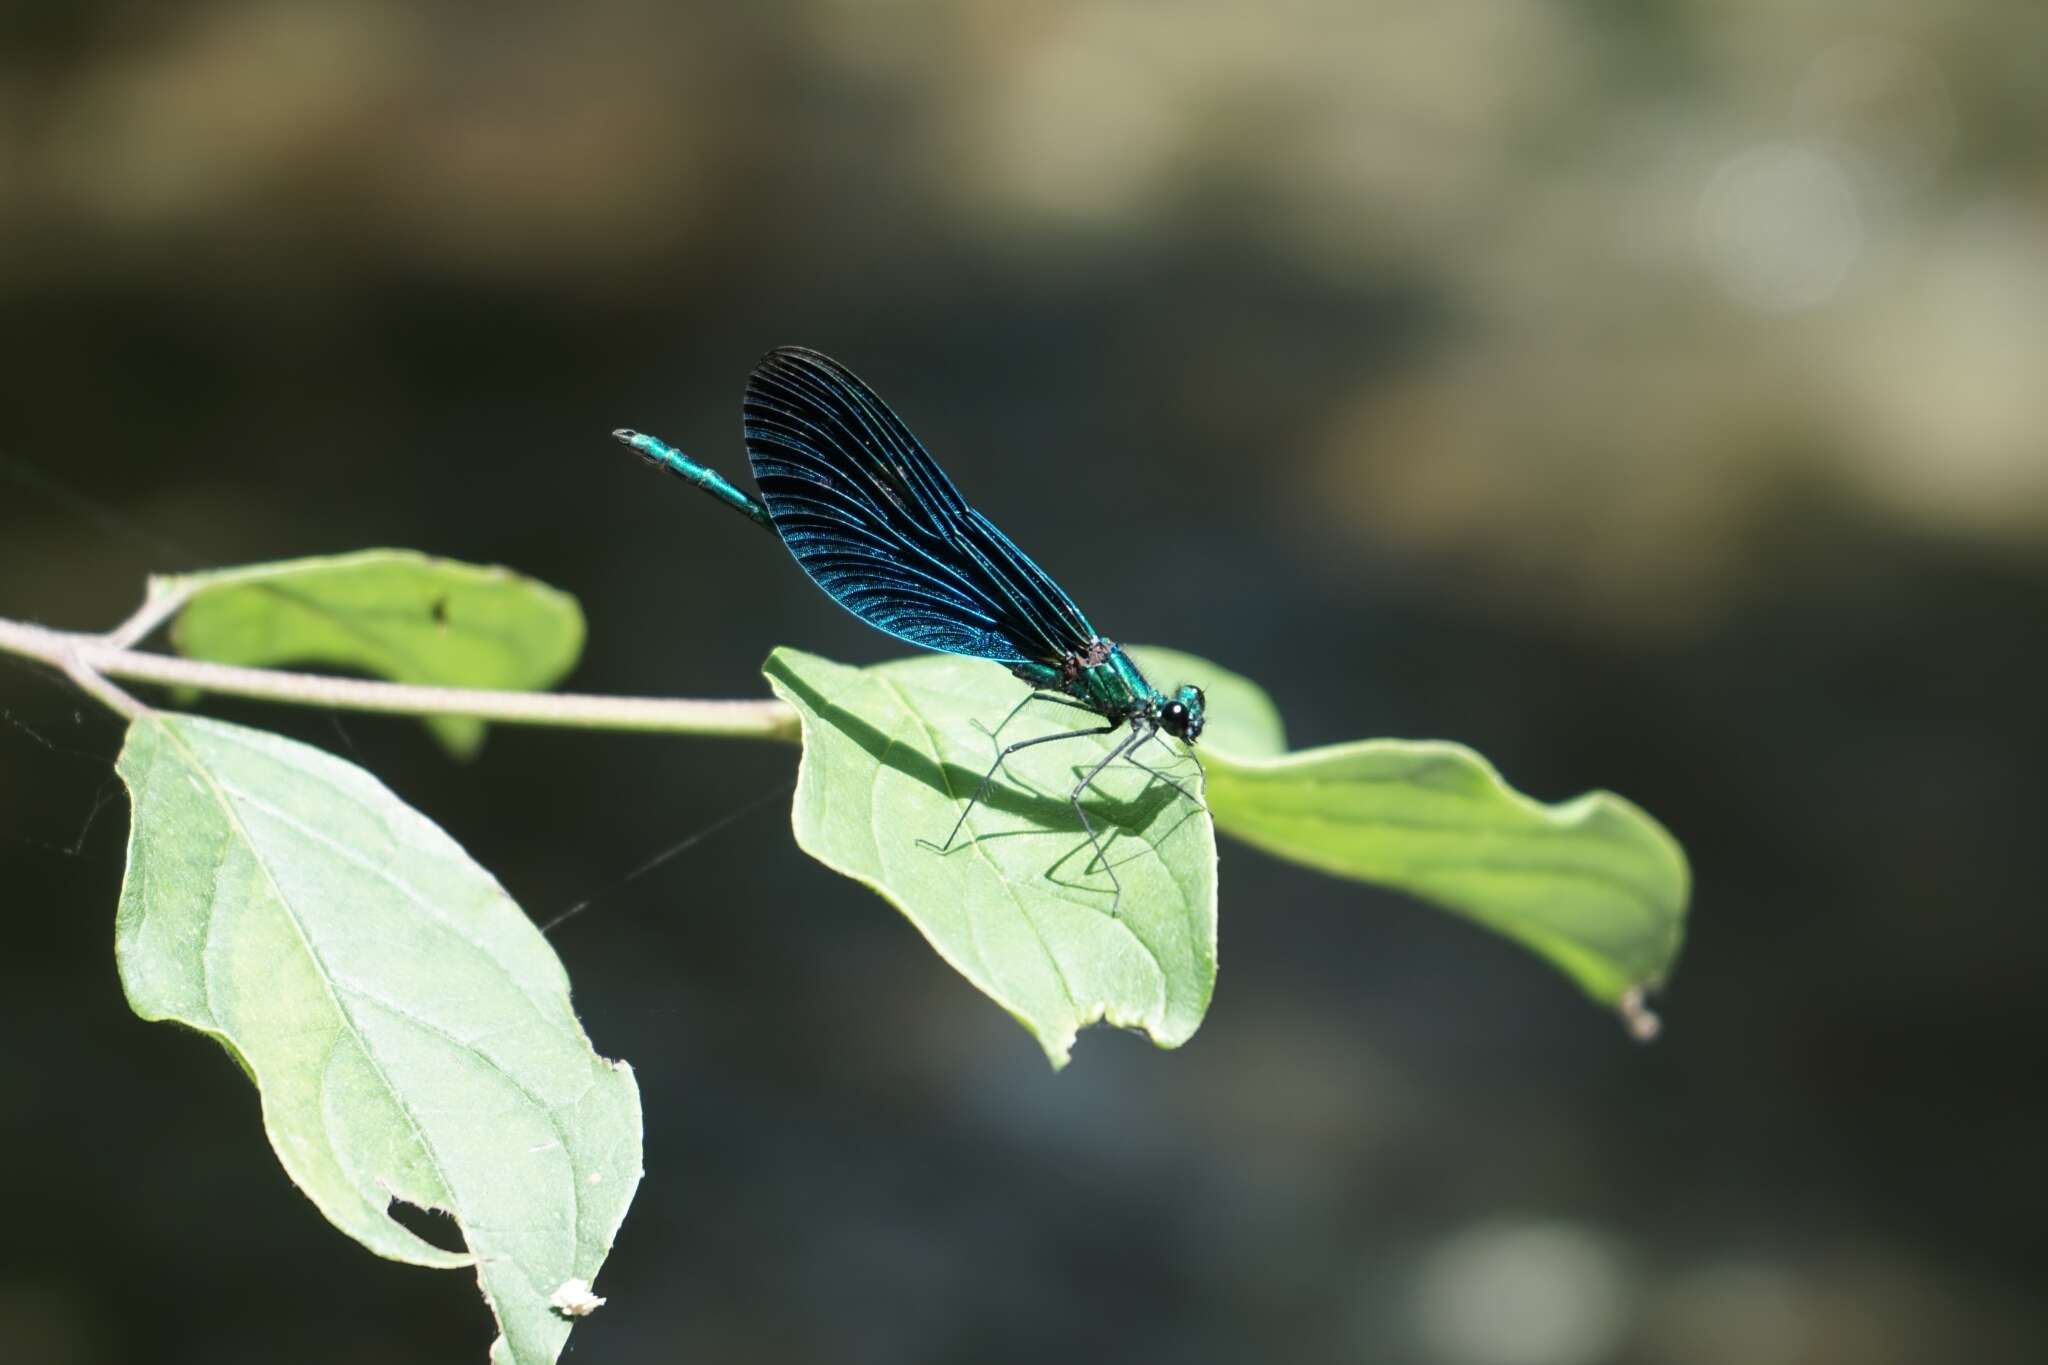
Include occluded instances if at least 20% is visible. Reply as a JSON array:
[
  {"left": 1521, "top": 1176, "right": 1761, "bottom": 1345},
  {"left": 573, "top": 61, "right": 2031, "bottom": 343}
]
[{"left": 771, "top": 662, "right": 1194, "bottom": 860}]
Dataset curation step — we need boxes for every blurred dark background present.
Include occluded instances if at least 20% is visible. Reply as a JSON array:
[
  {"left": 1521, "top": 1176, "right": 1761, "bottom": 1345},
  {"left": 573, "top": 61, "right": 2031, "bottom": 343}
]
[{"left": 3, "top": 3, "right": 2044, "bottom": 1362}]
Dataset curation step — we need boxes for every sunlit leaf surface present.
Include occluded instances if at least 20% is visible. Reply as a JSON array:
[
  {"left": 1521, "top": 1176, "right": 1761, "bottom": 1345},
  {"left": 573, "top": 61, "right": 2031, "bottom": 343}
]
[
  {"left": 165, "top": 550, "right": 585, "bottom": 757},
  {"left": 1204, "top": 739, "right": 1689, "bottom": 1009},
  {"left": 764, "top": 647, "right": 1220, "bottom": 1068},
  {"left": 115, "top": 713, "right": 640, "bottom": 1365}
]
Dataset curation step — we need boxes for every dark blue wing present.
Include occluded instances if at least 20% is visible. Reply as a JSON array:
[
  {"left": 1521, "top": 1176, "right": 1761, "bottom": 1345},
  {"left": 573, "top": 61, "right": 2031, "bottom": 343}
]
[{"left": 742, "top": 347, "right": 1099, "bottom": 666}]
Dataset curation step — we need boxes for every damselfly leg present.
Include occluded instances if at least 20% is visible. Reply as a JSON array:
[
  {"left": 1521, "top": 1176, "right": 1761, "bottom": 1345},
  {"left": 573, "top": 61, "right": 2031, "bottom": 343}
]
[
  {"left": 1122, "top": 729, "right": 1207, "bottom": 809},
  {"left": 927, "top": 702, "right": 1203, "bottom": 915},
  {"left": 974, "top": 691, "right": 1100, "bottom": 746},
  {"left": 920, "top": 720, "right": 1119, "bottom": 856},
  {"left": 1063, "top": 726, "right": 1152, "bottom": 914}
]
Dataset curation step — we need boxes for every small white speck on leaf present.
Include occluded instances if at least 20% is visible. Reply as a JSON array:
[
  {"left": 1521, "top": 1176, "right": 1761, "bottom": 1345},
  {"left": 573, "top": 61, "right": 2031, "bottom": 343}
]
[
  {"left": 550, "top": 1279, "right": 606, "bottom": 1317},
  {"left": 1618, "top": 987, "right": 1662, "bottom": 1042}
]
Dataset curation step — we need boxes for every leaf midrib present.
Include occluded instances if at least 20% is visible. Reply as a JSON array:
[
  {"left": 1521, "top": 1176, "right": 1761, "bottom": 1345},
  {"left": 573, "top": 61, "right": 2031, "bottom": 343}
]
[
  {"left": 212, "top": 775, "right": 561, "bottom": 1024},
  {"left": 158, "top": 715, "right": 471, "bottom": 1257}
]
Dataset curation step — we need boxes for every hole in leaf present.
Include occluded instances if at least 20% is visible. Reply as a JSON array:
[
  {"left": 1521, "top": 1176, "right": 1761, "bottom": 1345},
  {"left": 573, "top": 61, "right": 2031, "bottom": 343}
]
[{"left": 386, "top": 1198, "right": 466, "bottom": 1255}]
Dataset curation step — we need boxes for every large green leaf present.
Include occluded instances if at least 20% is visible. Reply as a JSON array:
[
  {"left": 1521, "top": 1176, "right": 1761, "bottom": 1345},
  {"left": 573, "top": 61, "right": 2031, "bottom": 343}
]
[
  {"left": 763, "top": 647, "right": 1219, "bottom": 1069},
  {"left": 767, "top": 643, "right": 1684, "bottom": 1043},
  {"left": 164, "top": 550, "right": 585, "bottom": 757},
  {"left": 1203, "top": 740, "right": 1689, "bottom": 1012},
  {"left": 114, "top": 712, "right": 640, "bottom": 1365}
]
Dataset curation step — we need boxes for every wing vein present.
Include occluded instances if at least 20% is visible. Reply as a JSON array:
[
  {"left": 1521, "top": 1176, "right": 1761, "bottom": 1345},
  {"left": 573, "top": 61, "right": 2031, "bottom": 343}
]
[{"left": 743, "top": 348, "right": 1101, "bottom": 667}]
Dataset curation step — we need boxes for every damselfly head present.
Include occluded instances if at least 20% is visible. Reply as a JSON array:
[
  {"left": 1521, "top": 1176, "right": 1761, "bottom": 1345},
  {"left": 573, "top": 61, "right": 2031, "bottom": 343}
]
[{"left": 1159, "top": 684, "right": 1206, "bottom": 743}]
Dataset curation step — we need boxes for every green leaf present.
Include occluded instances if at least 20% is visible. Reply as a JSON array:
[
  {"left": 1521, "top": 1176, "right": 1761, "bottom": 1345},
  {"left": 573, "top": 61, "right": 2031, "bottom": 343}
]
[
  {"left": 763, "top": 647, "right": 1218, "bottom": 1069},
  {"left": 114, "top": 712, "right": 640, "bottom": 1365},
  {"left": 164, "top": 550, "right": 585, "bottom": 758},
  {"left": 1203, "top": 739, "right": 1689, "bottom": 1012}
]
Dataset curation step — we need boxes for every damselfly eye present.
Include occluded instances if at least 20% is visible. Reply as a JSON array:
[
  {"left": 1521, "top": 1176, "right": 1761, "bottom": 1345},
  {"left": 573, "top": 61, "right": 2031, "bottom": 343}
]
[{"left": 1166, "top": 685, "right": 1206, "bottom": 742}]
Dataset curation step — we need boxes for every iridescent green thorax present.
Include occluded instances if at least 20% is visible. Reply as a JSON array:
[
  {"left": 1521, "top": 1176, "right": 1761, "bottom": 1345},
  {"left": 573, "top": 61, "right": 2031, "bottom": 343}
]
[
  {"left": 1010, "top": 638, "right": 1202, "bottom": 735},
  {"left": 1010, "top": 639, "right": 1155, "bottom": 720},
  {"left": 1070, "top": 639, "right": 1160, "bottom": 719}
]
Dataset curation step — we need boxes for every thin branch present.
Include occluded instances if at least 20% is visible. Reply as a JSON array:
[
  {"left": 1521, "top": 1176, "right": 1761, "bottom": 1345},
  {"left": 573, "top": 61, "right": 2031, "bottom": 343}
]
[
  {"left": 60, "top": 656, "right": 146, "bottom": 720},
  {"left": 0, "top": 616, "right": 801, "bottom": 741},
  {"left": 104, "top": 580, "right": 196, "bottom": 650}
]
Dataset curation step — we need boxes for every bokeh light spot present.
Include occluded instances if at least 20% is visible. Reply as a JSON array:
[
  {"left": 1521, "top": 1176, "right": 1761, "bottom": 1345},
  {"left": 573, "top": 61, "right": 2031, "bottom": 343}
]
[
  {"left": 1697, "top": 142, "right": 1862, "bottom": 312},
  {"left": 1413, "top": 1221, "right": 1629, "bottom": 1365}
]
